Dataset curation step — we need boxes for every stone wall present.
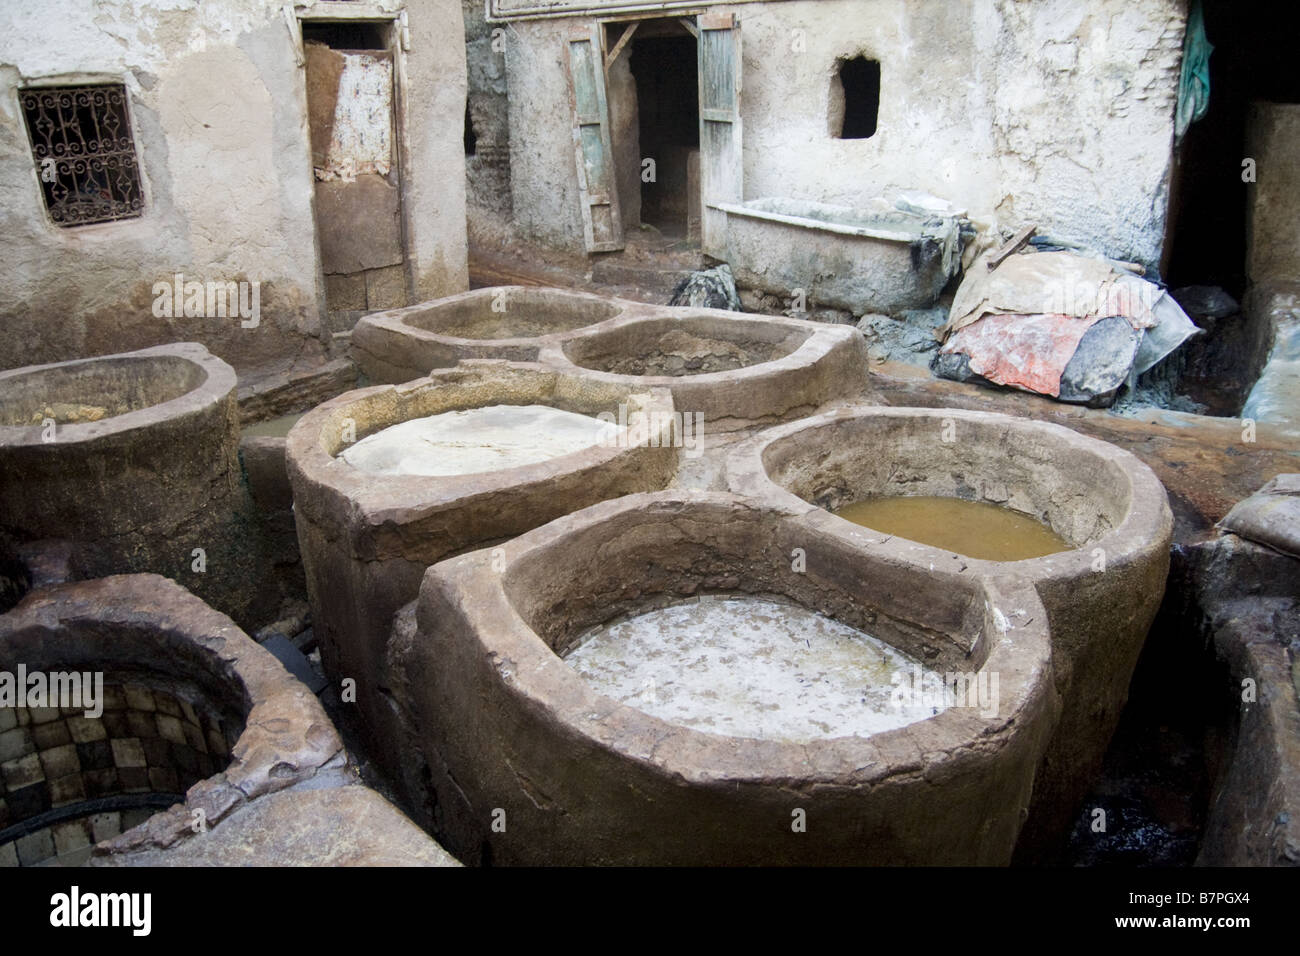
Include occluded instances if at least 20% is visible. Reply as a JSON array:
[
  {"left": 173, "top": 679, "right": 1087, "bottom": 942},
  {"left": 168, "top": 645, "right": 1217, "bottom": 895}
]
[
  {"left": 0, "top": 0, "right": 468, "bottom": 374},
  {"left": 1245, "top": 102, "right": 1300, "bottom": 284},
  {"left": 500, "top": 0, "right": 1184, "bottom": 269}
]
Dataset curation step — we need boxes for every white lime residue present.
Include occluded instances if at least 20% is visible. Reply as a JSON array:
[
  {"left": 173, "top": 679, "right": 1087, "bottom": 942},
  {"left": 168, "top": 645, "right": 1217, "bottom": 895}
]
[
  {"left": 563, "top": 596, "right": 945, "bottom": 742},
  {"left": 338, "top": 404, "right": 620, "bottom": 476}
]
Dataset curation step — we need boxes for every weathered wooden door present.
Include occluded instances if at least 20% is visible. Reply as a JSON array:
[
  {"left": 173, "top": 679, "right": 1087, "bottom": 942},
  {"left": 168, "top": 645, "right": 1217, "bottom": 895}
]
[
  {"left": 697, "top": 12, "right": 742, "bottom": 258},
  {"left": 565, "top": 24, "right": 624, "bottom": 253},
  {"left": 305, "top": 40, "right": 407, "bottom": 318}
]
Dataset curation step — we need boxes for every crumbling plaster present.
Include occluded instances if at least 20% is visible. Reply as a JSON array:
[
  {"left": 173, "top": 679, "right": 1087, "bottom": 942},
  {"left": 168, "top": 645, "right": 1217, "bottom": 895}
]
[
  {"left": 0, "top": 0, "right": 467, "bottom": 373},
  {"left": 501, "top": 0, "right": 1185, "bottom": 270}
]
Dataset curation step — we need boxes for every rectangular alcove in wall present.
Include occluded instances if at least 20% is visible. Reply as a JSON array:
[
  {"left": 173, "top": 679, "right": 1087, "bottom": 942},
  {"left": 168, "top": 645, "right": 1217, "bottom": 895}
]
[{"left": 300, "top": 14, "right": 411, "bottom": 330}]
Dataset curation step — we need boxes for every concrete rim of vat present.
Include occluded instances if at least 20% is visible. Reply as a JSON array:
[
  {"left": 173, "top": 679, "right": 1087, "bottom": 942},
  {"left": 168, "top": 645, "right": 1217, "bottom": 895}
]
[
  {"left": 0, "top": 573, "right": 344, "bottom": 861},
  {"left": 285, "top": 360, "right": 678, "bottom": 543},
  {"left": 351, "top": 286, "right": 634, "bottom": 381},
  {"left": 0, "top": 343, "right": 236, "bottom": 446},
  {"left": 541, "top": 309, "right": 869, "bottom": 427},
  {"left": 394, "top": 491, "right": 1059, "bottom": 864},
  {"left": 725, "top": 404, "right": 1173, "bottom": 580}
]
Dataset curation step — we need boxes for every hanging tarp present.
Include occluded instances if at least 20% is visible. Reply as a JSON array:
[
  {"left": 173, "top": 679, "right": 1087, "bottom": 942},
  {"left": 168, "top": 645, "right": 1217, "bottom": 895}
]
[{"left": 1175, "top": 0, "right": 1213, "bottom": 142}]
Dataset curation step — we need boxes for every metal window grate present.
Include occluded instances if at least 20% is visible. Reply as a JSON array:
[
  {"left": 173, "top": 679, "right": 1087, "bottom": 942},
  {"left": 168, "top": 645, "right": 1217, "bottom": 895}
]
[{"left": 20, "top": 84, "right": 144, "bottom": 226}]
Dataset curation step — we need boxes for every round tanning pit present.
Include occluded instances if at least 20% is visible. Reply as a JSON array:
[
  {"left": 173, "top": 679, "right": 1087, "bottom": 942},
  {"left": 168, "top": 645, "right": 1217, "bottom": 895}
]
[
  {"left": 546, "top": 311, "right": 870, "bottom": 428},
  {"left": 0, "top": 574, "right": 343, "bottom": 867},
  {"left": 351, "top": 286, "right": 627, "bottom": 384},
  {"left": 726, "top": 405, "right": 1174, "bottom": 857},
  {"left": 0, "top": 343, "right": 255, "bottom": 622},
  {"left": 389, "top": 492, "right": 1058, "bottom": 866},
  {"left": 284, "top": 360, "right": 680, "bottom": 777}
]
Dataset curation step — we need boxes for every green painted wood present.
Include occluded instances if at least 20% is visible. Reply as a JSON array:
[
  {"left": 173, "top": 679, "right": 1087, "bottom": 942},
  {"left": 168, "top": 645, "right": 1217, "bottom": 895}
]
[
  {"left": 698, "top": 13, "right": 742, "bottom": 258},
  {"left": 565, "top": 25, "right": 624, "bottom": 253}
]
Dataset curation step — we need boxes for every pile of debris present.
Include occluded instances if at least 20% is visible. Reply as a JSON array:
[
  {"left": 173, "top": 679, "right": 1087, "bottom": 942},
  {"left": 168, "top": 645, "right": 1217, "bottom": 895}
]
[{"left": 932, "top": 230, "right": 1199, "bottom": 407}]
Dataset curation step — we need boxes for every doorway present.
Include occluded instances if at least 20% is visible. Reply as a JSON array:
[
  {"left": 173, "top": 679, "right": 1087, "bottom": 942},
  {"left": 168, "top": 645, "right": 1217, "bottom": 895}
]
[
  {"left": 301, "top": 18, "right": 409, "bottom": 329},
  {"left": 605, "top": 18, "right": 700, "bottom": 242}
]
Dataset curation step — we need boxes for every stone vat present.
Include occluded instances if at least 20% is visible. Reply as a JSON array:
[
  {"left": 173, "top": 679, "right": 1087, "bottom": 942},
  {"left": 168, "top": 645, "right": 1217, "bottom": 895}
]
[
  {"left": 0, "top": 574, "right": 343, "bottom": 866},
  {"left": 352, "top": 286, "right": 627, "bottom": 384},
  {"left": 725, "top": 405, "right": 1174, "bottom": 857},
  {"left": 390, "top": 491, "right": 1059, "bottom": 866},
  {"left": 712, "top": 196, "right": 965, "bottom": 313},
  {"left": 284, "top": 360, "right": 679, "bottom": 776},
  {"left": 0, "top": 343, "right": 266, "bottom": 626},
  {"left": 547, "top": 310, "right": 869, "bottom": 429}
]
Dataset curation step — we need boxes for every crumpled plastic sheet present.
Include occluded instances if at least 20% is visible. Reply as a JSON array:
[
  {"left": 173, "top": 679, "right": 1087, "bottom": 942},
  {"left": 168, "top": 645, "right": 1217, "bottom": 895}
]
[{"left": 938, "top": 248, "right": 1199, "bottom": 398}]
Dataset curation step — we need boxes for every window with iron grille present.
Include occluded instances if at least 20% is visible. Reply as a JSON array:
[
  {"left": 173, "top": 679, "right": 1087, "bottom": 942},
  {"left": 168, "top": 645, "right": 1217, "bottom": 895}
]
[{"left": 20, "top": 84, "right": 144, "bottom": 226}]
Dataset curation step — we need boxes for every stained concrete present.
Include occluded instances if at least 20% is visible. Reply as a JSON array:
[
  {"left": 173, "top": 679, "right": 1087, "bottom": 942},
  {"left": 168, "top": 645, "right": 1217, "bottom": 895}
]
[{"left": 94, "top": 785, "right": 460, "bottom": 867}]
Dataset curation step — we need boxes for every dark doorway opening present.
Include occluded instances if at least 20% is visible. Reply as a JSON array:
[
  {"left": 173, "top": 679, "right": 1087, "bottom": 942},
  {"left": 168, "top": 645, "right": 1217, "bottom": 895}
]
[
  {"left": 629, "top": 29, "right": 699, "bottom": 237},
  {"left": 1163, "top": 0, "right": 1300, "bottom": 294}
]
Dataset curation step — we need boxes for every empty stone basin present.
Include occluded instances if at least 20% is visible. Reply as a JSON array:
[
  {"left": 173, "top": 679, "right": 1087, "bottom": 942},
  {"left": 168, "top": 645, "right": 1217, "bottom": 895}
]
[
  {"left": 715, "top": 195, "right": 965, "bottom": 313},
  {"left": 547, "top": 310, "right": 869, "bottom": 428},
  {"left": 0, "top": 575, "right": 343, "bottom": 867},
  {"left": 390, "top": 492, "right": 1058, "bottom": 866},
  {"left": 284, "top": 361, "right": 679, "bottom": 777},
  {"left": 0, "top": 343, "right": 255, "bottom": 623},
  {"left": 352, "top": 286, "right": 627, "bottom": 384},
  {"left": 726, "top": 405, "right": 1174, "bottom": 858}
]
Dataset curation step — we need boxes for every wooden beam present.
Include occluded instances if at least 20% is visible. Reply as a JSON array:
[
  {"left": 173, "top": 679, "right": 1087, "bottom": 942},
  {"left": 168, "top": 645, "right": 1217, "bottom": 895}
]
[
  {"left": 678, "top": 17, "right": 698, "bottom": 37},
  {"left": 604, "top": 21, "right": 638, "bottom": 71},
  {"left": 987, "top": 223, "right": 1037, "bottom": 270}
]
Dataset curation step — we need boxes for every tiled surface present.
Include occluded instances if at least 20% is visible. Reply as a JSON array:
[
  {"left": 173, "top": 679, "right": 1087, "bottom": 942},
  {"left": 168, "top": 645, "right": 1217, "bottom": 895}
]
[{"left": 0, "top": 683, "right": 236, "bottom": 866}]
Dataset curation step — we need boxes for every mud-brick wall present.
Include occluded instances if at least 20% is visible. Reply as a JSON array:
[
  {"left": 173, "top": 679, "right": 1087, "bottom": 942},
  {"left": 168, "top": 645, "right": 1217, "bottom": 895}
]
[
  {"left": 0, "top": 0, "right": 468, "bottom": 375},
  {"left": 502, "top": 0, "right": 1184, "bottom": 269}
]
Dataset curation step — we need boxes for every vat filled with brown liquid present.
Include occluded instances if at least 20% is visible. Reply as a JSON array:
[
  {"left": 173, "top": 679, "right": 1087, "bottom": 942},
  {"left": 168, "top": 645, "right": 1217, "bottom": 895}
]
[{"left": 833, "top": 495, "right": 1071, "bottom": 561}]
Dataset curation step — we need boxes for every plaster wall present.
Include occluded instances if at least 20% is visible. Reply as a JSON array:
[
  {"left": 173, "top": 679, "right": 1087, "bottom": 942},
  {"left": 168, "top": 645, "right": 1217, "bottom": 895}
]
[
  {"left": 500, "top": 0, "right": 1184, "bottom": 270},
  {"left": 0, "top": 0, "right": 467, "bottom": 373}
]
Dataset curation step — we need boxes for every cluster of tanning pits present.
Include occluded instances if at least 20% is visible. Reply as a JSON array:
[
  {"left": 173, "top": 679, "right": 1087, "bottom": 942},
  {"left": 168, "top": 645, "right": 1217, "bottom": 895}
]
[{"left": 0, "top": 286, "right": 1173, "bottom": 866}]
